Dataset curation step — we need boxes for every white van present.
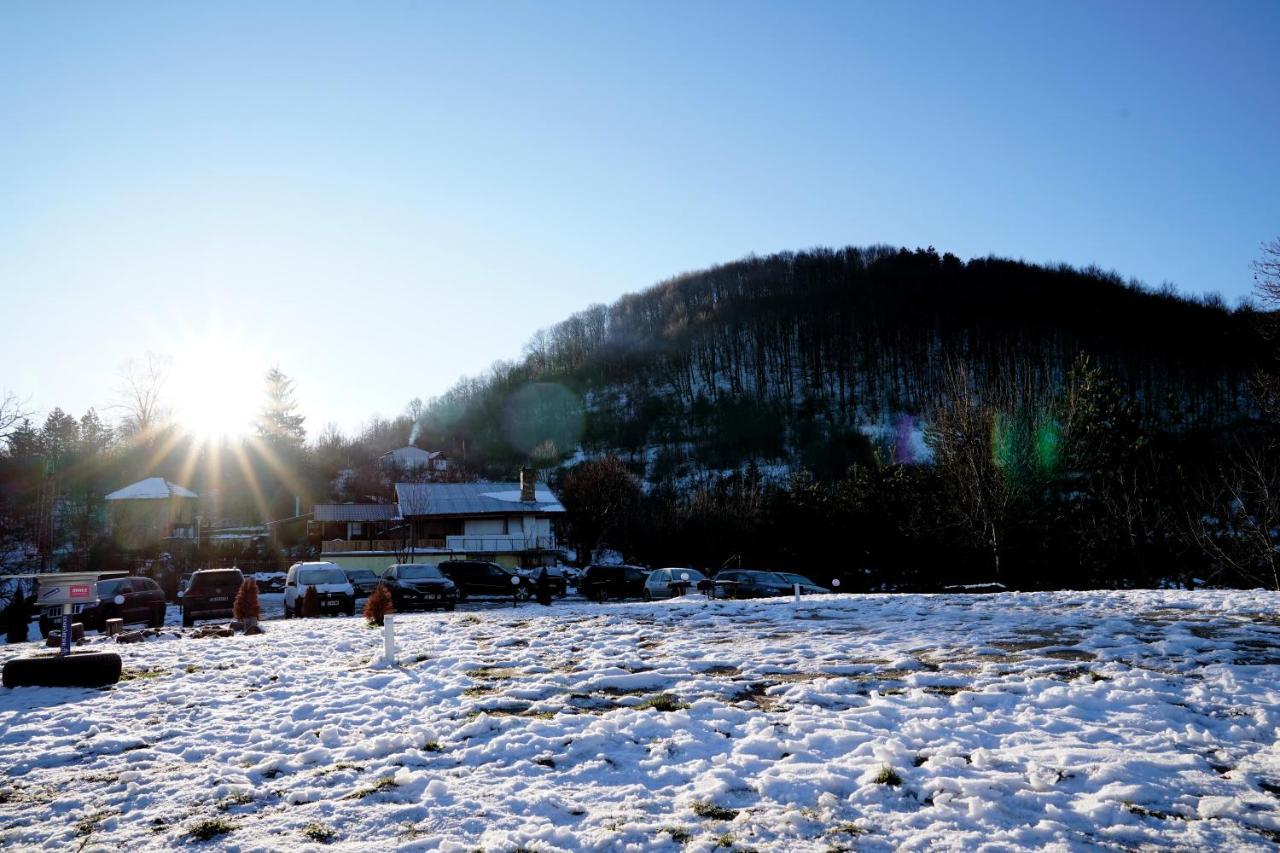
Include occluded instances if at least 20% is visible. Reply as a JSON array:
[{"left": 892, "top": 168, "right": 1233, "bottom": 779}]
[{"left": 284, "top": 561, "right": 356, "bottom": 618}]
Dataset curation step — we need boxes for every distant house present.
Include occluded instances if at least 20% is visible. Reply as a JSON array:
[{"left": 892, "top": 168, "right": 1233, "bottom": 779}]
[
  {"left": 379, "top": 446, "right": 448, "bottom": 472},
  {"left": 309, "top": 503, "right": 401, "bottom": 541},
  {"left": 318, "top": 469, "right": 563, "bottom": 572},
  {"left": 104, "top": 477, "right": 199, "bottom": 549}
]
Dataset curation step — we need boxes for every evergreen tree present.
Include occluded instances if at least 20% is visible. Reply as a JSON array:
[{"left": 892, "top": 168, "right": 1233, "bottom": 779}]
[{"left": 255, "top": 367, "right": 307, "bottom": 450}]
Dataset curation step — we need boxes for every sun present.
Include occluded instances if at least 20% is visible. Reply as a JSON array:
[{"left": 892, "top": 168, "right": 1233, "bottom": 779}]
[{"left": 170, "top": 325, "right": 265, "bottom": 441}]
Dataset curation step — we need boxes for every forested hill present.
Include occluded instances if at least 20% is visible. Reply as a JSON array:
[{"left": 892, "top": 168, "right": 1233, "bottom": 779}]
[{"left": 417, "top": 245, "right": 1263, "bottom": 481}]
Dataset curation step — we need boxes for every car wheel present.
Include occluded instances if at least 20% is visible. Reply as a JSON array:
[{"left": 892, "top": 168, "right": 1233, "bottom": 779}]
[
  {"left": 182, "top": 610, "right": 194, "bottom": 628},
  {"left": 596, "top": 589, "right": 608, "bottom": 603},
  {"left": 149, "top": 605, "right": 164, "bottom": 628},
  {"left": 345, "top": 602, "right": 356, "bottom": 617},
  {"left": 445, "top": 602, "right": 456, "bottom": 612},
  {"left": 642, "top": 589, "right": 652, "bottom": 602}
]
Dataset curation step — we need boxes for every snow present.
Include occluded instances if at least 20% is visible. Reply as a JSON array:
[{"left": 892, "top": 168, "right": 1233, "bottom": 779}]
[
  {"left": 480, "top": 489, "right": 566, "bottom": 510},
  {"left": 102, "top": 477, "right": 197, "bottom": 501},
  {"left": 2, "top": 590, "right": 1280, "bottom": 850}
]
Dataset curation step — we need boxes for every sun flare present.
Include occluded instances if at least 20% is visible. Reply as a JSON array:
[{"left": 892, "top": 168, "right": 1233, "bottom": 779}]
[{"left": 169, "top": 325, "right": 264, "bottom": 441}]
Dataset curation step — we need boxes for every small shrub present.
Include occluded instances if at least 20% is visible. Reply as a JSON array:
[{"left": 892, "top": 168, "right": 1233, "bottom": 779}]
[
  {"left": 692, "top": 801, "right": 739, "bottom": 820},
  {"left": 233, "top": 578, "right": 260, "bottom": 621},
  {"left": 301, "top": 822, "right": 336, "bottom": 843},
  {"left": 662, "top": 826, "right": 692, "bottom": 843},
  {"left": 873, "top": 765, "right": 901, "bottom": 786},
  {"left": 363, "top": 583, "right": 394, "bottom": 626},
  {"left": 186, "top": 817, "right": 235, "bottom": 841},
  {"left": 423, "top": 741, "right": 443, "bottom": 752},
  {"left": 301, "top": 585, "right": 320, "bottom": 618},
  {"left": 635, "top": 693, "right": 689, "bottom": 712}
]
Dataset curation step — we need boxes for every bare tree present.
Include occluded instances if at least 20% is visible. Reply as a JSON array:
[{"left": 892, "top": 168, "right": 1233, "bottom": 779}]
[
  {"left": 114, "top": 352, "right": 171, "bottom": 437},
  {"left": 0, "top": 391, "right": 31, "bottom": 443},
  {"left": 1184, "top": 441, "right": 1280, "bottom": 590}
]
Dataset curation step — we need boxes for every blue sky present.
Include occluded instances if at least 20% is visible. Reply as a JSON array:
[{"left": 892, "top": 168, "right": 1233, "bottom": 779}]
[{"left": 2, "top": 1, "right": 1278, "bottom": 435}]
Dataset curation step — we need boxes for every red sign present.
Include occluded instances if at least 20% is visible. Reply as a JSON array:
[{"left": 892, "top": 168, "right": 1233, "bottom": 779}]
[{"left": 69, "top": 584, "right": 92, "bottom": 599}]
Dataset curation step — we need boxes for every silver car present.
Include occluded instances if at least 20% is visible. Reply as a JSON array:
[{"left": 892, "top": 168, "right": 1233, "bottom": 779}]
[{"left": 643, "top": 567, "right": 708, "bottom": 601}]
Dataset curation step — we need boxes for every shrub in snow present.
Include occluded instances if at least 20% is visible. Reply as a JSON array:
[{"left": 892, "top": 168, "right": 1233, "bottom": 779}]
[
  {"left": 873, "top": 764, "right": 902, "bottom": 786},
  {"left": 301, "top": 585, "right": 320, "bottom": 618},
  {"left": 363, "top": 583, "right": 394, "bottom": 627},
  {"left": 233, "top": 579, "right": 262, "bottom": 634}
]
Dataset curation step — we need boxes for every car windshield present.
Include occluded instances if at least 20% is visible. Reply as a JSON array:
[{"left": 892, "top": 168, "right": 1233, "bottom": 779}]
[
  {"left": 399, "top": 566, "right": 444, "bottom": 580},
  {"left": 97, "top": 579, "right": 128, "bottom": 596},
  {"left": 668, "top": 569, "right": 706, "bottom": 582},
  {"left": 349, "top": 570, "right": 375, "bottom": 580},
  {"left": 743, "top": 571, "right": 791, "bottom": 584},
  {"left": 778, "top": 573, "right": 816, "bottom": 585},
  {"left": 299, "top": 568, "right": 347, "bottom": 585}
]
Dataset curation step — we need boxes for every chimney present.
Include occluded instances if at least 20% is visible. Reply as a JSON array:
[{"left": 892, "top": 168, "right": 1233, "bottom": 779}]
[{"left": 519, "top": 467, "right": 536, "bottom": 502}]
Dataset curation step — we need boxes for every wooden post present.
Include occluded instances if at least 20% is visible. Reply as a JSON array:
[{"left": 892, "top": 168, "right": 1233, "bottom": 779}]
[{"left": 105, "top": 618, "right": 124, "bottom": 637}]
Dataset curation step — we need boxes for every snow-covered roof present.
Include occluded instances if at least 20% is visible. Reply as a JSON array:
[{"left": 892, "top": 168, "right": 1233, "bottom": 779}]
[
  {"left": 379, "top": 446, "right": 444, "bottom": 466},
  {"left": 395, "top": 482, "right": 564, "bottom": 517},
  {"left": 104, "top": 477, "right": 198, "bottom": 501}
]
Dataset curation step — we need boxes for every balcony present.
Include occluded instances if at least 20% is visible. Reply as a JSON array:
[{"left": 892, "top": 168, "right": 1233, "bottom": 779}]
[{"left": 445, "top": 534, "right": 556, "bottom": 553}]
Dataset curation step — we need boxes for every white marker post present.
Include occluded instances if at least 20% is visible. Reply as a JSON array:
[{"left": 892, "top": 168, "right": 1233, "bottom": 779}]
[
  {"left": 383, "top": 614, "right": 396, "bottom": 665},
  {"left": 511, "top": 574, "right": 522, "bottom": 608},
  {"left": 794, "top": 583, "right": 801, "bottom": 604},
  {"left": 679, "top": 572, "right": 690, "bottom": 598},
  {"left": 832, "top": 578, "right": 841, "bottom": 590}
]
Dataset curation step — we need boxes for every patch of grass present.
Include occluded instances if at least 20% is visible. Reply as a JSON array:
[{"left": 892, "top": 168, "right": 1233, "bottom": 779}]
[
  {"left": 458, "top": 615, "right": 481, "bottom": 625},
  {"left": 462, "top": 686, "right": 494, "bottom": 696},
  {"left": 119, "top": 668, "right": 166, "bottom": 681},
  {"left": 661, "top": 826, "right": 692, "bottom": 844},
  {"left": 345, "top": 775, "right": 399, "bottom": 800},
  {"left": 414, "top": 653, "right": 428, "bottom": 663},
  {"left": 185, "top": 817, "right": 235, "bottom": 841},
  {"left": 184, "top": 664, "right": 201, "bottom": 674},
  {"left": 873, "top": 765, "right": 901, "bottom": 786},
  {"left": 635, "top": 693, "right": 689, "bottom": 712},
  {"left": 75, "top": 810, "right": 110, "bottom": 837},
  {"left": 714, "top": 833, "right": 735, "bottom": 848},
  {"left": 692, "top": 801, "right": 739, "bottom": 821},
  {"left": 828, "top": 821, "right": 866, "bottom": 836},
  {"left": 217, "top": 792, "right": 253, "bottom": 811},
  {"left": 465, "top": 666, "right": 521, "bottom": 679},
  {"left": 301, "top": 822, "right": 336, "bottom": 843},
  {"left": 534, "top": 756, "right": 556, "bottom": 768},
  {"left": 423, "top": 741, "right": 443, "bottom": 753}
]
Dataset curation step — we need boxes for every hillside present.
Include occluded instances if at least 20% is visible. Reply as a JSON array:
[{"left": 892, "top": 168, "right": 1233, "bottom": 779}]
[{"left": 415, "top": 246, "right": 1261, "bottom": 482}]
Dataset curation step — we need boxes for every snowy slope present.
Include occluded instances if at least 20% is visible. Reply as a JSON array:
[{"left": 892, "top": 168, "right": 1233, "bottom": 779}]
[{"left": 2, "top": 590, "right": 1279, "bottom": 851}]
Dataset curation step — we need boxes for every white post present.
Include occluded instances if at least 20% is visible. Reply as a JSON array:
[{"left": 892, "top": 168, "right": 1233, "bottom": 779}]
[
  {"left": 793, "top": 583, "right": 801, "bottom": 604},
  {"left": 383, "top": 614, "right": 396, "bottom": 665}
]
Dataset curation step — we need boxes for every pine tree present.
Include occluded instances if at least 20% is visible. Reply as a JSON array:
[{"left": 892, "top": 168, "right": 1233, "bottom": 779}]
[{"left": 255, "top": 367, "right": 307, "bottom": 450}]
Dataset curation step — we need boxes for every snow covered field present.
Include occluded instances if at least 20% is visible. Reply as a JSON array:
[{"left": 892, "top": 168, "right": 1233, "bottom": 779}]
[{"left": 2, "top": 590, "right": 1280, "bottom": 851}]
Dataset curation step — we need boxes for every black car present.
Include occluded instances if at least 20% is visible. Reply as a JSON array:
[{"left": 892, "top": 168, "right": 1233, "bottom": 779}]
[
  {"left": 713, "top": 569, "right": 822, "bottom": 599},
  {"left": 437, "top": 560, "right": 538, "bottom": 600},
  {"left": 39, "top": 576, "right": 166, "bottom": 637},
  {"left": 580, "top": 565, "right": 649, "bottom": 602},
  {"left": 380, "top": 564, "right": 457, "bottom": 611},
  {"left": 179, "top": 568, "right": 244, "bottom": 627},
  {"left": 345, "top": 568, "right": 380, "bottom": 597}
]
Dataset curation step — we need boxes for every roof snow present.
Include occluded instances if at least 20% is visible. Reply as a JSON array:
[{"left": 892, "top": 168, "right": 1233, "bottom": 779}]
[
  {"left": 395, "top": 482, "right": 564, "bottom": 517},
  {"left": 104, "top": 477, "right": 198, "bottom": 501}
]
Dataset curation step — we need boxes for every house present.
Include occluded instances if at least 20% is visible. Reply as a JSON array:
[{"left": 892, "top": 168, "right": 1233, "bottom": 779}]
[
  {"left": 104, "top": 477, "right": 199, "bottom": 550},
  {"left": 318, "top": 469, "right": 563, "bottom": 572},
  {"left": 309, "top": 503, "right": 401, "bottom": 542},
  {"left": 379, "top": 446, "right": 449, "bottom": 472}
]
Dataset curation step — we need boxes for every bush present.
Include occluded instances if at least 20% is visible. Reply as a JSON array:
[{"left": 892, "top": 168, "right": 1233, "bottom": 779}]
[
  {"left": 233, "top": 578, "right": 260, "bottom": 621},
  {"left": 364, "top": 583, "right": 394, "bottom": 627},
  {"left": 301, "top": 585, "right": 320, "bottom": 618}
]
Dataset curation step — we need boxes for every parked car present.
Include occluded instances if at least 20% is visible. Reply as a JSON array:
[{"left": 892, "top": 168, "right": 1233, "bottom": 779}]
[
  {"left": 580, "top": 564, "right": 650, "bottom": 602},
  {"left": 283, "top": 562, "right": 356, "bottom": 618},
  {"left": 39, "top": 576, "right": 166, "bottom": 637},
  {"left": 437, "top": 560, "right": 539, "bottom": 600},
  {"left": 774, "top": 572, "right": 831, "bottom": 592},
  {"left": 380, "top": 564, "right": 457, "bottom": 611},
  {"left": 714, "top": 569, "right": 825, "bottom": 599},
  {"left": 344, "top": 568, "right": 380, "bottom": 597},
  {"left": 643, "top": 567, "right": 708, "bottom": 601},
  {"left": 515, "top": 565, "right": 571, "bottom": 597},
  {"left": 252, "top": 571, "right": 287, "bottom": 593},
  {"left": 179, "top": 568, "right": 245, "bottom": 627}
]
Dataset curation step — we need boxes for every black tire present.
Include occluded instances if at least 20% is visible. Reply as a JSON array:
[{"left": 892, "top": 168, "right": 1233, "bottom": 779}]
[
  {"left": 595, "top": 589, "right": 608, "bottom": 603},
  {"left": 456, "top": 590, "right": 468, "bottom": 602},
  {"left": 182, "top": 610, "right": 194, "bottom": 628},
  {"left": 345, "top": 601, "right": 356, "bottom": 617},
  {"left": 3, "top": 652, "right": 123, "bottom": 689},
  {"left": 445, "top": 602, "right": 456, "bottom": 612},
  {"left": 149, "top": 605, "right": 165, "bottom": 628}
]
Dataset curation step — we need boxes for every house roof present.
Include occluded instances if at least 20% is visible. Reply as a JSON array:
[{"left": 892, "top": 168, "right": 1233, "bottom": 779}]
[
  {"left": 105, "top": 477, "right": 198, "bottom": 501},
  {"left": 312, "top": 504, "right": 401, "bottom": 523},
  {"left": 379, "top": 446, "right": 444, "bottom": 465},
  {"left": 395, "top": 482, "right": 564, "bottom": 517}
]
